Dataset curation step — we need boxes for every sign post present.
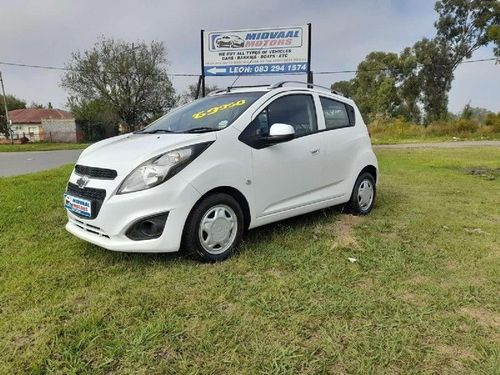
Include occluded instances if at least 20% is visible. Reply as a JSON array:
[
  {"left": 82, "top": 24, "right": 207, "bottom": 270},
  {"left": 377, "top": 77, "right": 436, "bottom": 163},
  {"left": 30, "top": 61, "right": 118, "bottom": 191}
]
[
  {"left": 200, "top": 29, "right": 206, "bottom": 97},
  {"left": 306, "top": 23, "right": 313, "bottom": 85},
  {"left": 200, "top": 24, "right": 311, "bottom": 89}
]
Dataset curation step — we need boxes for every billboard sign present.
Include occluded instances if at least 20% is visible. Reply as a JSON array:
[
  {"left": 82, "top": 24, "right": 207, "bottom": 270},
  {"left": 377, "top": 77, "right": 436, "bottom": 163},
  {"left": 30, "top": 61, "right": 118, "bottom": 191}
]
[{"left": 202, "top": 25, "right": 310, "bottom": 76}]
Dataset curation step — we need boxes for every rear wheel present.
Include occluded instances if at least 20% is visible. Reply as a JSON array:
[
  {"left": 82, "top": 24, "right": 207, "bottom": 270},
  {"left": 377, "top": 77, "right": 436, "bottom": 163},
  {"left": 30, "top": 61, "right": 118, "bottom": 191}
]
[
  {"left": 183, "top": 193, "right": 244, "bottom": 262},
  {"left": 347, "top": 172, "right": 376, "bottom": 215}
]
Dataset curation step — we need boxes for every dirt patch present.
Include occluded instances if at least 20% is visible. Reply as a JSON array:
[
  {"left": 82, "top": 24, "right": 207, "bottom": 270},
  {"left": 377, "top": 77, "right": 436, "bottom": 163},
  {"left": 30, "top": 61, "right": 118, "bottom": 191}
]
[
  {"left": 378, "top": 231, "right": 401, "bottom": 242},
  {"left": 243, "top": 271, "right": 261, "bottom": 282},
  {"left": 421, "top": 337, "right": 476, "bottom": 372},
  {"left": 13, "top": 334, "right": 31, "bottom": 349},
  {"left": 435, "top": 343, "right": 475, "bottom": 359},
  {"left": 354, "top": 277, "right": 380, "bottom": 291},
  {"left": 218, "top": 302, "right": 237, "bottom": 315},
  {"left": 463, "top": 227, "right": 490, "bottom": 235},
  {"left": 434, "top": 343, "right": 476, "bottom": 372},
  {"left": 398, "top": 291, "right": 422, "bottom": 305},
  {"left": 154, "top": 348, "right": 178, "bottom": 362},
  {"left": 465, "top": 167, "right": 500, "bottom": 180},
  {"left": 460, "top": 307, "right": 500, "bottom": 329},
  {"left": 326, "top": 214, "right": 363, "bottom": 250},
  {"left": 405, "top": 275, "right": 431, "bottom": 286}
]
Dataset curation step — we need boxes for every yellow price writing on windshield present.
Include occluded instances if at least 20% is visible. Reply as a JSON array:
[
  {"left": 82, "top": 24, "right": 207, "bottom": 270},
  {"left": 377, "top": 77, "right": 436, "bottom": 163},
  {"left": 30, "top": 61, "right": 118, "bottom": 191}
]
[{"left": 192, "top": 99, "right": 246, "bottom": 120}]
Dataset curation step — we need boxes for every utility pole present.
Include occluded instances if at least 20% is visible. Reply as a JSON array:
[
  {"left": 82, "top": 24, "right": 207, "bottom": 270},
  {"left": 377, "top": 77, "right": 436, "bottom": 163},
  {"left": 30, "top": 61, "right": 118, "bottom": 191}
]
[{"left": 0, "top": 71, "right": 12, "bottom": 145}]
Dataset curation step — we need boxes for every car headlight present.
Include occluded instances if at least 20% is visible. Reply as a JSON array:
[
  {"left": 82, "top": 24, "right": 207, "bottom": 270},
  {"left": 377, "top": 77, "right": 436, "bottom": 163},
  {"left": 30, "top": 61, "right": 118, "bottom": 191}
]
[{"left": 117, "top": 142, "right": 213, "bottom": 194}]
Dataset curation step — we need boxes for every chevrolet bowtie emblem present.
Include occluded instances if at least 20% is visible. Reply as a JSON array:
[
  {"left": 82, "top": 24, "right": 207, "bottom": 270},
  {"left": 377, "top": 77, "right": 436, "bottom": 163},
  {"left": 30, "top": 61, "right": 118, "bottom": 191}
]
[{"left": 76, "top": 175, "right": 90, "bottom": 189}]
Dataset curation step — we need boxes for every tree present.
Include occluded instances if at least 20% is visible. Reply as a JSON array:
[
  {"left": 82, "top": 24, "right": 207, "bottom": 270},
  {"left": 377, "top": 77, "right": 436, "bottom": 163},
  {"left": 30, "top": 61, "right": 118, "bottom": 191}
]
[
  {"left": 0, "top": 94, "right": 26, "bottom": 137},
  {"left": 61, "top": 38, "right": 176, "bottom": 131},
  {"left": 414, "top": 38, "right": 455, "bottom": 123},
  {"left": 331, "top": 50, "right": 421, "bottom": 123},
  {"left": 0, "top": 94, "right": 26, "bottom": 111},
  {"left": 460, "top": 103, "right": 492, "bottom": 122},
  {"left": 487, "top": 25, "right": 500, "bottom": 57},
  {"left": 417, "top": 0, "right": 500, "bottom": 121},
  {"left": 434, "top": 0, "right": 499, "bottom": 66},
  {"left": 67, "top": 97, "right": 121, "bottom": 141},
  {"left": 461, "top": 102, "right": 474, "bottom": 119},
  {"left": 179, "top": 83, "right": 220, "bottom": 105},
  {"left": 354, "top": 52, "right": 401, "bottom": 121},
  {"left": 331, "top": 79, "right": 357, "bottom": 98},
  {"left": 29, "top": 102, "right": 45, "bottom": 108},
  {"left": 396, "top": 47, "right": 421, "bottom": 123}
]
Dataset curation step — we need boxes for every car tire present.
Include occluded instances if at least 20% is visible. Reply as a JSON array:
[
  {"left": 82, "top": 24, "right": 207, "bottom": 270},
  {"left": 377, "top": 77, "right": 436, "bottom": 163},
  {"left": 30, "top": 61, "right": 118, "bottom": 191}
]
[
  {"left": 347, "top": 172, "right": 376, "bottom": 215},
  {"left": 183, "top": 193, "right": 244, "bottom": 262}
]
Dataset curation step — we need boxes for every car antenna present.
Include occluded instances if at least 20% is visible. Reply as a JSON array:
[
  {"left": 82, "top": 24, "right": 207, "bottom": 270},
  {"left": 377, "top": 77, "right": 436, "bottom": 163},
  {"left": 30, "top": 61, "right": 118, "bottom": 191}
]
[{"left": 227, "top": 43, "right": 267, "bottom": 91}]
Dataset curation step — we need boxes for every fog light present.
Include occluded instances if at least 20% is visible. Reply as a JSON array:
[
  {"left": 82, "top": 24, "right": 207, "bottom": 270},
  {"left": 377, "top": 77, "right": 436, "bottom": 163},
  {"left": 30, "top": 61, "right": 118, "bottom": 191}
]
[{"left": 126, "top": 212, "right": 169, "bottom": 240}]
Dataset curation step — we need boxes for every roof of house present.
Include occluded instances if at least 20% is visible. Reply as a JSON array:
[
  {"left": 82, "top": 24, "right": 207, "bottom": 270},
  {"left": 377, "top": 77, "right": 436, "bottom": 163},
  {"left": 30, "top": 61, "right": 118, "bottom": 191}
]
[{"left": 8, "top": 108, "right": 74, "bottom": 124}]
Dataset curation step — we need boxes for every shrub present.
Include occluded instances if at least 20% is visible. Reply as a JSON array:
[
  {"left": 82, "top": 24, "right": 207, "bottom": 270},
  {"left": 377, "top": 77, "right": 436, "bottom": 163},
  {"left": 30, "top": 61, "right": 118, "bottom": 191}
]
[
  {"left": 484, "top": 113, "right": 500, "bottom": 130},
  {"left": 368, "top": 118, "right": 422, "bottom": 137},
  {"left": 425, "top": 119, "right": 478, "bottom": 136},
  {"left": 367, "top": 117, "right": 500, "bottom": 142}
]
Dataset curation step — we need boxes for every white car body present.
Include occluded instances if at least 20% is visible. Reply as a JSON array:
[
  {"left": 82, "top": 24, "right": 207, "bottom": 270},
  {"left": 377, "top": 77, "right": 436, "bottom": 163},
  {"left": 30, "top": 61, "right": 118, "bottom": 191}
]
[{"left": 65, "top": 83, "right": 378, "bottom": 253}]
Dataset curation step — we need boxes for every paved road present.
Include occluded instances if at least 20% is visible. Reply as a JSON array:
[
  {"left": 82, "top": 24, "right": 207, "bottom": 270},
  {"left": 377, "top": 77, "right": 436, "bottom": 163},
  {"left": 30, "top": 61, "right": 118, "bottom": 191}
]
[
  {"left": 0, "top": 140, "right": 498, "bottom": 177},
  {"left": 374, "top": 140, "right": 500, "bottom": 149},
  {"left": 0, "top": 150, "right": 82, "bottom": 177}
]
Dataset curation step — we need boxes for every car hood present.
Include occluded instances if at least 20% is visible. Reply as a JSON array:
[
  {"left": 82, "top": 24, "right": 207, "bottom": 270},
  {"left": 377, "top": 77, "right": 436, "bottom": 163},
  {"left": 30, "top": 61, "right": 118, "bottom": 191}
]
[{"left": 77, "top": 132, "right": 217, "bottom": 173}]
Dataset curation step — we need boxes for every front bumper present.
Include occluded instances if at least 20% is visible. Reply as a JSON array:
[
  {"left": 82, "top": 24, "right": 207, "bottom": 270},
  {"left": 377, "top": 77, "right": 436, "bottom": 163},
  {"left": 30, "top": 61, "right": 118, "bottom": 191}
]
[{"left": 65, "top": 172, "right": 201, "bottom": 253}]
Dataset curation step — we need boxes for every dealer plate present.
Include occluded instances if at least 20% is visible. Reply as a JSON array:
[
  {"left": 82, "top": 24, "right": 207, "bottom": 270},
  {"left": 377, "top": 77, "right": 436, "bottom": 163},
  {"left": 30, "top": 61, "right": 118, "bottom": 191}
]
[{"left": 64, "top": 193, "right": 92, "bottom": 218}]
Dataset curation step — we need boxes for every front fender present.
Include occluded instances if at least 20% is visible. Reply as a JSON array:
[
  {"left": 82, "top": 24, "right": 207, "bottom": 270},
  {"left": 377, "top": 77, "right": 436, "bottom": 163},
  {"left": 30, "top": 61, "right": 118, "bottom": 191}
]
[{"left": 179, "top": 131, "right": 254, "bottom": 221}]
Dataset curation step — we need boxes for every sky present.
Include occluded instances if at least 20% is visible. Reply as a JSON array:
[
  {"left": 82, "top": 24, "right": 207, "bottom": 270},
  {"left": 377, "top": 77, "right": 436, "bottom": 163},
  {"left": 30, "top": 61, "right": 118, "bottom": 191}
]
[{"left": 0, "top": 0, "right": 498, "bottom": 113}]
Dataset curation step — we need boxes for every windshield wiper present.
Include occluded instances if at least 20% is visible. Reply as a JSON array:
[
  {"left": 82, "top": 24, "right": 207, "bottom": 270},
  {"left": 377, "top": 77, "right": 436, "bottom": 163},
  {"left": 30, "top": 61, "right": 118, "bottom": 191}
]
[
  {"left": 184, "top": 127, "right": 217, "bottom": 133},
  {"left": 135, "top": 129, "right": 175, "bottom": 134}
]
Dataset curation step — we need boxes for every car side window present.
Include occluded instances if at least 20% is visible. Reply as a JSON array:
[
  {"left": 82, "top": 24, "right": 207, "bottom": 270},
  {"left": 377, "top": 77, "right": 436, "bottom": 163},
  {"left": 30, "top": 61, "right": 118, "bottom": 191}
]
[
  {"left": 251, "top": 94, "right": 317, "bottom": 138},
  {"left": 320, "top": 97, "right": 352, "bottom": 130}
]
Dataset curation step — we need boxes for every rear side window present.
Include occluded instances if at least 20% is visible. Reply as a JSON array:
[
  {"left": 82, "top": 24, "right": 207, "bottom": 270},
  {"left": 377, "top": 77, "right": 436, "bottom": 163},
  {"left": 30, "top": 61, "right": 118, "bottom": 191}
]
[
  {"left": 256, "top": 94, "right": 317, "bottom": 137},
  {"left": 320, "top": 97, "right": 355, "bottom": 129}
]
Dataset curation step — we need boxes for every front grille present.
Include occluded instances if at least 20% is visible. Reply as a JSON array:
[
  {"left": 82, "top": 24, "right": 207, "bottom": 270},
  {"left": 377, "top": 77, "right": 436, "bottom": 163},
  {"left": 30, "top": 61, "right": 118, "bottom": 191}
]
[
  {"left": 69, "top": 217, "right": 110, "bottom": 238},
  {"left": 75, "top": 164, "right": 117, "bottom": 180},
  {"left": 67, "top": 183, "right": 106, "bottom": 200},
  {"left": 66, "top": 183, "right": 106, "bottom": 219}
]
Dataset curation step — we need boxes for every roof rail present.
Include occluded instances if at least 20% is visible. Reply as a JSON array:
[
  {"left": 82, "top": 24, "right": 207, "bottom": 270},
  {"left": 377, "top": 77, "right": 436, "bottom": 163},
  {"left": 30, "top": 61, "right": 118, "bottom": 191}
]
[
  {"left": 227, "top": 84, "right": 270, "bottom": 91},
  {"left": 207, "top": 89, "right": 227, "bottom": 96},
  {"left": 208, "top": 84, "right": 270, "bottom": 96},
  {"left": 270, "top": 81, "right": 344, "bottom": 96}
]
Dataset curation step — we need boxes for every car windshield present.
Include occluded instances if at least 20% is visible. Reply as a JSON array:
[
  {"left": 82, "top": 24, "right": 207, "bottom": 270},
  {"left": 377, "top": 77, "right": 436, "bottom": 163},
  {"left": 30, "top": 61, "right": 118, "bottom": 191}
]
[{"left": 138, "top": 92, "right": 264, "bottom": 134}]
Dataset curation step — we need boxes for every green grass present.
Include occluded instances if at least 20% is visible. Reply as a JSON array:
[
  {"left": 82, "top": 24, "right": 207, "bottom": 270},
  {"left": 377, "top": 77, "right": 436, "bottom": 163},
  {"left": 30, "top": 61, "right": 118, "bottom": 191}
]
[
  {"left": 0, "top": 143, "right": 90, "bottom": 152},
  {"left": 0, "top": 147, "right": 499, "bottom": 374}
]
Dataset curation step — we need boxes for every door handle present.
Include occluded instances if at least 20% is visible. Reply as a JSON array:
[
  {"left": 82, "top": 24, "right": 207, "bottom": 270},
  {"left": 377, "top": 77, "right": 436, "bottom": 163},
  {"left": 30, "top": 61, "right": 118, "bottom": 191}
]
[{"left": 310, "top": 148, "right": 320, "bottom": 155}]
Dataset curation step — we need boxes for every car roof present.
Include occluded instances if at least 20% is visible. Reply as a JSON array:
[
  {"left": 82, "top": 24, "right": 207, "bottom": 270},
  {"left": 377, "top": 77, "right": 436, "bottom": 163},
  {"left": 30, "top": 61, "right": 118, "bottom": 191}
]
[{"left": 207, "top": 81, "right": 354, "bottom": 104}]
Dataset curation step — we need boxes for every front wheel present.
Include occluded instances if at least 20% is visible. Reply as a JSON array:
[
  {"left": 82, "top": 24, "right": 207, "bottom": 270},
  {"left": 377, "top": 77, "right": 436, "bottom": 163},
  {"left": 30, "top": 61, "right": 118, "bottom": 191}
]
[
  {"left": 347, "top": 172, "right": 376, "bottom": 215},
  {"left": 183, "top": 193, "right": 244, "bottom": 262}
]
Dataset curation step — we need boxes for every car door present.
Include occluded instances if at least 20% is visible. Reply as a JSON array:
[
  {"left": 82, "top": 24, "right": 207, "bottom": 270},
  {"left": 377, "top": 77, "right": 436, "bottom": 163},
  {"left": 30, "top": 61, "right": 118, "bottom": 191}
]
[
  {"left": 317, "top": 95, "right": 358, "bottom": 198},
  {"left": 240, "top": 93, "right": 324, "bottom": 219}
]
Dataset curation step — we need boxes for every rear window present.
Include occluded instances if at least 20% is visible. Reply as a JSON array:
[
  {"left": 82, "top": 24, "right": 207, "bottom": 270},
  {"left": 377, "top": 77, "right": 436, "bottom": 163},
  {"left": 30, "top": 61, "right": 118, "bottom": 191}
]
[{"left": 320, "top": 97, "right": 352, "bottom": 129}]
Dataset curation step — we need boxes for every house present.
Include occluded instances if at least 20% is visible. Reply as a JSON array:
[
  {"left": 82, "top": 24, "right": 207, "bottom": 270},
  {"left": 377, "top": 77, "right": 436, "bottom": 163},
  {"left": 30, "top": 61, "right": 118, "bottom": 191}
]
[{"left": 1, "top": 108, "right": 81, "bottom": 143}]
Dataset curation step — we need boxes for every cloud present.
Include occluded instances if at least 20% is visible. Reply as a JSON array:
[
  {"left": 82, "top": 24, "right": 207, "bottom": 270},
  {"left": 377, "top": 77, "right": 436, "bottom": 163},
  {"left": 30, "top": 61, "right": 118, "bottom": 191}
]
[{"left": 0, "top": 0, "right": 498, "bottom": 113}]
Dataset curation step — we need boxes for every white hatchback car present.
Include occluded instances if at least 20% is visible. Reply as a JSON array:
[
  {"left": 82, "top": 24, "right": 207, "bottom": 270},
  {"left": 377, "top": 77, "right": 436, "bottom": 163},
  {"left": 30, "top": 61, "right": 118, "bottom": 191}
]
[{"left": 65, "top": 82, "right": 378, "bottom": 261}]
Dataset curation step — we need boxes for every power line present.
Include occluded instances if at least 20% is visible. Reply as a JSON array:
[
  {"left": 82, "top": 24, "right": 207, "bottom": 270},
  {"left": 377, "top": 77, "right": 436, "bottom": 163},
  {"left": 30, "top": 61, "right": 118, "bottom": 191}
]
[
  {"left": 0, "top": 61, "right": 199, "bottom": 76},
  {"left": 459, "top": 57, "right": 498, "bottom": 64},
  {"left": 314, "top": 57, "right": 499, "bottom": 75},
  {"left": 0, "top": 57, "right": 497, "bottom": 77}
]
